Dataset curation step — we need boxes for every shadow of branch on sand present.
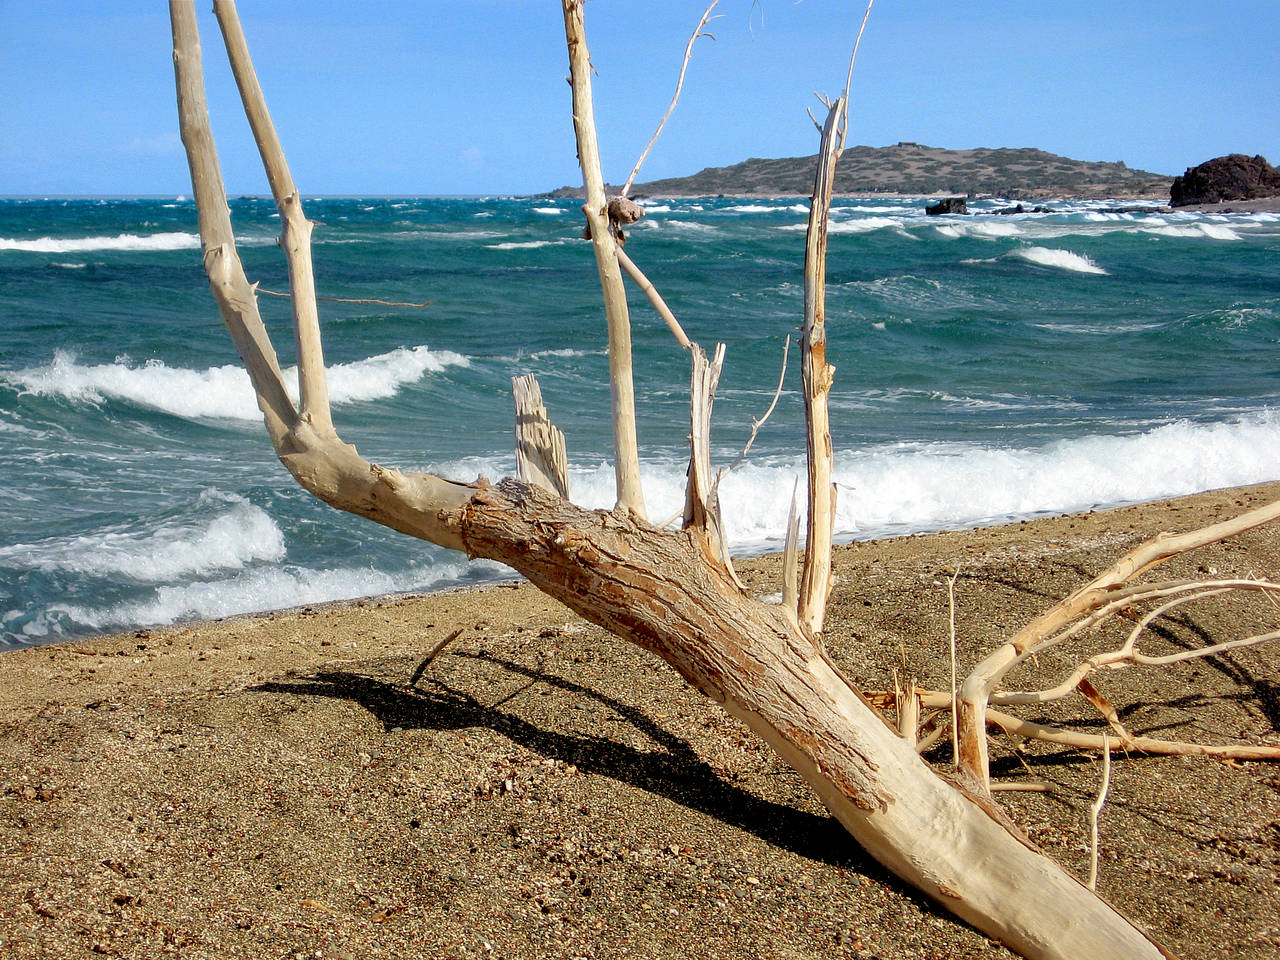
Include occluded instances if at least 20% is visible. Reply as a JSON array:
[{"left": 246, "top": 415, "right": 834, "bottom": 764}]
[{"left": 252, "top": 651, "right": 879, "bottom": 875}]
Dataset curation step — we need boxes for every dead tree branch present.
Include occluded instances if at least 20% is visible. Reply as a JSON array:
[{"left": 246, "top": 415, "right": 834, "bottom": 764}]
[
  {"left": 562, "top": 0, "right": 646, "bottom": 519},
  {"left": 620, "top": 1, "right": 720, "bottom": 198},
  {"left": 798, "top": 97, "right": 843, "bottom": 639},
  {"left": 957, "top": 498, "right": 1280, "bottom": 791},
  {"left": 213, "top": 0, "right": 332, "bottom": 437},
  {"left": 839, "top": 1, "right": 876, "bottom": 147},
  {"left": 614, "top": 246, "right": 693, "bottom": 350}
]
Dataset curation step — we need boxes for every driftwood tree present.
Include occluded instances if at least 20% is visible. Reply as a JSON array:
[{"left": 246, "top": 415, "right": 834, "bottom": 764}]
[{"left": 170, "top": 3, "right": 1278, "bottom": 958}]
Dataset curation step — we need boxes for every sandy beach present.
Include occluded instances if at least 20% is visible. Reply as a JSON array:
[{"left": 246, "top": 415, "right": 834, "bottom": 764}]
[{"left": 2, "top": 483, "right": 1278, "bottom": 960}]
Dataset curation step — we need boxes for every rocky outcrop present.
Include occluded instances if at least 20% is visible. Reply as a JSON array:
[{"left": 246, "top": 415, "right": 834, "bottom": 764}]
[
  {"left": 1170, "top": 154, "right": 1280, "bottom": 206},
  {"left": 926, "top": 197, "right": 967, "bottom": 215}
]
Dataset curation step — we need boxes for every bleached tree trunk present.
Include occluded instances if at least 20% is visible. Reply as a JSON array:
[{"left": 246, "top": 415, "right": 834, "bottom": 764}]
[{"left": 170, "top": 3, "right": 1177, "bottom": 957}]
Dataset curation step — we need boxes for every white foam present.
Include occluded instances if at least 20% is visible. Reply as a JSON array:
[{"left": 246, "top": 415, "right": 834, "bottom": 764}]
[
  {"left": 527, "top": 347, "right": 596, "bottom": 359},
  {"left": 667, "top": 220, "right": 716, "bottom": 232},
  {"left": 532, "top": 207, "right": 563, "bottom": 215},
  {"left": 1015, "top": 246, "right": 1107, "bottom": 274},
  {"left": 936, "top": 221, "right": 1026, "bottom": 240},
  {"left": 780, "top": 217, "right": 903, "bottom": 235},
  {"left": 19, "top": 412, "right": 1278, "bottom": 639},
  {"left": 3, "top": 345, "right": 470, "bottom": 421},
  {"left": 0, "top": 232, "right": 200, "bottom": 253},
  {"left": 0, "top": 491, "right": 284, "bottom": 582},
  {"left": 1141, "top": 223, "right": 1242, "bottom": 241},
  {"left": 487, "top": 240, "right": 566, "bottom": 250},
  {"left": 832, "top": 204, "right": 917, "bottom": 215},
  {"left": 969, "top": 222, "right": 1024, "bottom": 238},
  {"left": 549, "top": 411, "right": 1280, "bottom": 550},
  {"left": 48, "top": 558, "right": 508, "bottom": 633},
  {"left": 326, "top": 346, "right": 471, "bottom": 405}
]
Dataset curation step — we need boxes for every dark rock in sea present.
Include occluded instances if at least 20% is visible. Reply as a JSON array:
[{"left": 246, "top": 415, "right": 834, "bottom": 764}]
[
  {"left": 1170, "top": 154, "right": 1280, "bottom": 206},
  {"left": 926, "top": 197, "right": 967, "bottom": 216},
  {"left": 991, "top": 203, "right": 1052, "bottom": 215}
]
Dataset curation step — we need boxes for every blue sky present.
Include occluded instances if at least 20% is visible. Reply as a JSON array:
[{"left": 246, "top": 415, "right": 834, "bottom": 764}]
[{"left": 2, "top": 1, "right": 1277, "bottom": 196}]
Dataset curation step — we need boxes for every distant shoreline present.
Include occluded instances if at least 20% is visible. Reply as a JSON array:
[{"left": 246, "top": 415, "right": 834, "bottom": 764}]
[{"left": 628, "top": 191, "right": 1280, "bottom": 213}]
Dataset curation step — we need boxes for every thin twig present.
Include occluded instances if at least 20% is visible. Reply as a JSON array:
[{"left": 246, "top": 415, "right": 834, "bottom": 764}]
[
  {"left": 839, "top": 1, "right": 876, "bottom": 148},
  {"left": 915, "top": 719, "right": 948, "bottom": 753},
  {"left": 409, "top": 627, "right": 465, "bottom": 689},
  {"left": 716, "top": 334, "right": 791, "bottom": 479},
  {"left": 621, "top": 1, "right": 720, "bottom": 197},
  {"left": 256, "top": 285, "right": 432, "bottom": 309},
  {"left": 992, "top": 580, "right": 1280, "bottom": 706},
  {"left": 948, "top": 568, "right": 960, "bottom": 768},
  {"left": 990, "top": 782, "right": 1052, "bottom": 793},
  {"left": 1088, "top": 735, "right": 1112, "bottom": 891},
  {"left": 912, "top": 689, "right": 1280, "bottom": 760}
]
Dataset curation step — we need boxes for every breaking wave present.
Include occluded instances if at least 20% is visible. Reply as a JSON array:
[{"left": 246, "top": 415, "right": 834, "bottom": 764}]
[{"left": 3, "top": 345, "right": 470, "bottom": 421}]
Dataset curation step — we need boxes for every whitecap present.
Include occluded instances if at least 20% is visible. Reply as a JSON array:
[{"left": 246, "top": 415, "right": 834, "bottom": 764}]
[
  {"left": 778, "top": 216, "right": 902, "bottom": 235},
  {"left": 0, "top": 232, "right": 200, "bottom": 253},
  {"left": 47, "top": 557, "right": 509, "bottom": 633},
  {"left": 3, "top": 345, "right": 470, "bottom": 421},
  {"left": 487, "top": 240, "right": 566, "bottom": 250},
  {"left": 667, "top": 220, "right": 716, "bottom": 233},
  {"left": 970, "top": 222, "right": 1024, "bottom": 238},
  {"left": 1141, "top": 223, "right": 1241, "bottom": 241},
  {"left": 1014, "top": 246, "right": 1107, "bottom": 275},
  {"left": 0, "top": 491, "right": 284, "bottom": 582}
]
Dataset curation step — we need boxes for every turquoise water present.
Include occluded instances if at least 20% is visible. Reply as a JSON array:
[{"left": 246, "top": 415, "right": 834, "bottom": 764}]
[{"left": 1, "top": 194, "right": 1278, "bottom": 645}]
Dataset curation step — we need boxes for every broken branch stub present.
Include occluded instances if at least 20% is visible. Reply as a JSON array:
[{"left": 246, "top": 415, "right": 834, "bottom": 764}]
[
  {"left": 512, "top": 374, "right": 570, "bottom": 500},
  {"left": 683, "top": 343, "right": 737, "bottom": 581}
]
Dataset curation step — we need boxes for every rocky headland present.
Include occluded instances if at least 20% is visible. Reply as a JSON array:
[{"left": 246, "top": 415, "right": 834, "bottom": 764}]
[{"left": 551, "top": 142, "right": 1174, "bottom": 200}]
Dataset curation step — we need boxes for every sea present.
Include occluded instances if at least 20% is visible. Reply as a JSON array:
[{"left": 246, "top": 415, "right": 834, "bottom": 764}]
[{"left": 2, "top": 194, "right": 1278, "bottom": 648}]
